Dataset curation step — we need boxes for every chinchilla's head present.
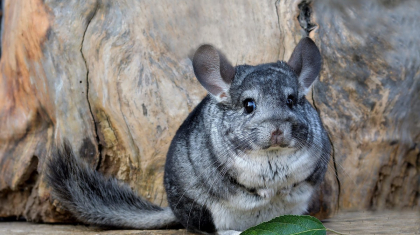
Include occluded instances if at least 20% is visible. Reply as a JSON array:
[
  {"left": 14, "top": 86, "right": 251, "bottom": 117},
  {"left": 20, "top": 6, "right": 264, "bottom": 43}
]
[{"left": 193, "top": 38, "right": 322, "bottom": 152}]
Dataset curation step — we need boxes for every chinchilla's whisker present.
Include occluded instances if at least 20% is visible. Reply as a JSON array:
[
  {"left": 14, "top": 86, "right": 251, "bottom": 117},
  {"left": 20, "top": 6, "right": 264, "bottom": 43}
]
[{"left": 174, "top": 133, "right": 256, "bottom": 215}]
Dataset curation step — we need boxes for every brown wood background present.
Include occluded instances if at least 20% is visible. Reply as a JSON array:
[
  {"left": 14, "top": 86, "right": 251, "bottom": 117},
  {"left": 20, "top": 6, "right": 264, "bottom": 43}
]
[{"left": 0, "top": 0, "right": 418, "bottom": 223}]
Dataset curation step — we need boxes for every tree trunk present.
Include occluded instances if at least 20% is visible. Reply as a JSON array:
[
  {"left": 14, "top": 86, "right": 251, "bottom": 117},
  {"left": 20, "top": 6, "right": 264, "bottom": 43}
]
[{"left": 0, "top": 0, "right": 418, "bottom": 223}]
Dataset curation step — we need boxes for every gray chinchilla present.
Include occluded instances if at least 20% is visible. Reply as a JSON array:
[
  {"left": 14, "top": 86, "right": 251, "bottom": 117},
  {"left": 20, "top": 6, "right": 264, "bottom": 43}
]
[{"left": 47, "top": 37, "right": 331, "bottom": 235}]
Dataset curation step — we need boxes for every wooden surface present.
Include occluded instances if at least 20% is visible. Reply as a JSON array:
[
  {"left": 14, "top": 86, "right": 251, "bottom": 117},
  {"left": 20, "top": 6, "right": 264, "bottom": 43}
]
[
  {"left": 0, "top": 211, "right": 418, "bottom": 235},
  {"left": 0, "top": 0, "right": 419, "bottom": 224},
  {"left": 324, "top": 210, "right": 420, "bottom": 235}
]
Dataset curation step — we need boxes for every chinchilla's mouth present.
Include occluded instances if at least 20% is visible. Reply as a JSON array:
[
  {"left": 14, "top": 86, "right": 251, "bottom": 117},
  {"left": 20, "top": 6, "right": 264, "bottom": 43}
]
[
  {"left": 262, "top": 144, "right": 292, "bottom": 150},
  {"left": 261, "top": 146, "right": 297, "bottom": 156}
]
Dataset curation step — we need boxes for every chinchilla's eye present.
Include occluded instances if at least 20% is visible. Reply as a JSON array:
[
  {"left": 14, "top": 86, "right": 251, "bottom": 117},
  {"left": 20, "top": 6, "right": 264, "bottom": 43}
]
[
  {"left": 243, "top": 98, "right": 256, "bottom": 114},
  {"left": 286, "top": 95, "right": 295, "bottom": 107}
]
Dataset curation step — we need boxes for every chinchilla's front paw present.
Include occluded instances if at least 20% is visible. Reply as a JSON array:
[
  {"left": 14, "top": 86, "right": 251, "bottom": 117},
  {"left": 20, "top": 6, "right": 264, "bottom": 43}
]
[
  {"left": 217, "top": 230, "right": 242, "bottom": 235},
  {"left": 256, "top": 188, "right": 275, "bottom": 199}
]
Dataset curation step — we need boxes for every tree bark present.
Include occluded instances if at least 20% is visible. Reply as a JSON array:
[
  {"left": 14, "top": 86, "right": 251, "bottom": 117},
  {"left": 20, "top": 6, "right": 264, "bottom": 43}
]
[
  {"left": 0, "top": 0, "right": 418, "bottom": 223},
  {"left": 312, "top": 0, "right": 420, "bottom": 211}
]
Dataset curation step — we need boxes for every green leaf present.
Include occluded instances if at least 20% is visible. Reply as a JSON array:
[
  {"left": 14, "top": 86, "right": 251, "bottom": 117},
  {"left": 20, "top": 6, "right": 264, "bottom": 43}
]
[{"left": 241, "top": 215, "right": 327, "bottom": 235}]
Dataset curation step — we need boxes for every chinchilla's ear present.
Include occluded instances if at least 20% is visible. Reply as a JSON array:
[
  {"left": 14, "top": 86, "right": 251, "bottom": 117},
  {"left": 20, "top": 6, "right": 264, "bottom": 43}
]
[
  {"left": 287, "top": 37, "right": 322, "bottom": 95},
  {"left": 193, "top": 44, "right": 235, "bottom": 103}
]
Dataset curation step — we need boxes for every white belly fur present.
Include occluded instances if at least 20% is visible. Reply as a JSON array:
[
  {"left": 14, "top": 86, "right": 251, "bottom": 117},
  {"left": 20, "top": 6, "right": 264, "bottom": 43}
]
[{"left": 211, "top": 148, "right": 316, "bottom": 231}]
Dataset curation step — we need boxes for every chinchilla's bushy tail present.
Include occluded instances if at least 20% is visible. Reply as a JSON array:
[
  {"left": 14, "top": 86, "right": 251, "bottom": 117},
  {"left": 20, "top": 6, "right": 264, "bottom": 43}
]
[{"left": 46, "top": 141, "right": 178, "bottom": 229}]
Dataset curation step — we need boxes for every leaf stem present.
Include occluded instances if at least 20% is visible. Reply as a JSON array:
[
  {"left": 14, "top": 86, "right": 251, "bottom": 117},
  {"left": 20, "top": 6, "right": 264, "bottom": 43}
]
[{"left": 326, "top": 228, "right": 347, "bottom": 235}]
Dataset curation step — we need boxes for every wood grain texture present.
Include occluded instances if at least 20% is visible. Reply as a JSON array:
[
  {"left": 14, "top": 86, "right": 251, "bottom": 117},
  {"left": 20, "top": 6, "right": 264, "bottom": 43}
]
[
  {"left": 0, "top": 0, "right": 101, "bottom": 222},
  {"left": 324, "top": 210, "right": 420, "bottom": 235},
  {"left": 0, "top": 0, "right": 418, "bottom": 225},
  {"left": 312, "top": 0, "right": 420, "bottom": 211}
]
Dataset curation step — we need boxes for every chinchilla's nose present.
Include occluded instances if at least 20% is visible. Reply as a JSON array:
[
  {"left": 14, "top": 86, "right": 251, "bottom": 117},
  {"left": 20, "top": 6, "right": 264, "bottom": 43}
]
[{"left": 270, "top": 129, "right": 283, "bottom": 145}]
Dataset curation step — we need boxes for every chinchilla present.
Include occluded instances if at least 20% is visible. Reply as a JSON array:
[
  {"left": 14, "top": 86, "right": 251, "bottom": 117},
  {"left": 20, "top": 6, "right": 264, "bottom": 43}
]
[{"left": 47, "top": 37, "right": 331, "bottom": 235}]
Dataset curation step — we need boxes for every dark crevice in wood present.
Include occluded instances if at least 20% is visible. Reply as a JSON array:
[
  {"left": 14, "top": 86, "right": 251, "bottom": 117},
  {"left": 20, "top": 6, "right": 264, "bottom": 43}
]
[
  {"left": 0, "top": 216, "right": 26, "bottom": 222},
  {"left": 297, "top": 0, "right": 317, "bottom": 36},
  {"left": 274, "top": 0, "right": 284, "bottom": 60},
  {"left": 0, "top": 0, "right": 3, "bottom": 57},
  {"left": 311, "top": 75, "right": 341, "bottom": 212},
  {"left": 80, "top": 1, "right": 101, "bottom": 170},
  {"left": 327, "top": 130, "right": 341, "bottom": 212},
  {"left": 16, "top": 156, "right": 39, "bottom": 188},
  {"left": 303, "top": 0, "right": 341, "bottom": 212}
]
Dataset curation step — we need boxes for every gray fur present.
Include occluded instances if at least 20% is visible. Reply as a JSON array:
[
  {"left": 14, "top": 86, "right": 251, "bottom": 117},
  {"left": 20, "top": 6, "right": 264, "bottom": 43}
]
[
  {"left": 47, "top": 37, "right": 331, "bottom": 234},
  {"left": 46, "top": 143, "right": 178, "bottom": 229}
]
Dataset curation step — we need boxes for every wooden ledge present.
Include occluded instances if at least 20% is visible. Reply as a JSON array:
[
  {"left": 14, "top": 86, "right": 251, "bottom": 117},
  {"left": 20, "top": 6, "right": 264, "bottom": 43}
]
[{"left": 0, "top": 211, "right": 418, "bottom": 235}]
